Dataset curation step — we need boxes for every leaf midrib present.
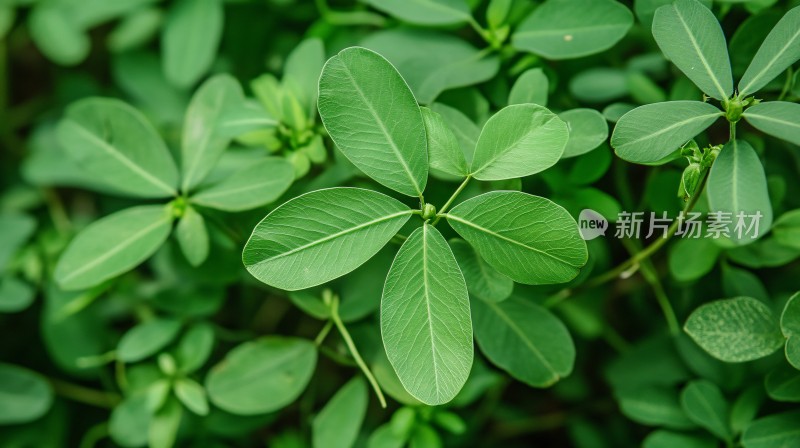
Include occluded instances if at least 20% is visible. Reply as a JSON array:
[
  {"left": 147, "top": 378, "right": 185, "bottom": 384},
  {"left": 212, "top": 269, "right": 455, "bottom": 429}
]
[
  {"left": 421, "top": 225, "right": 443, "bottom": 401},
  {"left": 339, "top": 59, "right": 423, "bottom": 197},
  {"left": 671, "top": 4, "right": 729, "bottom": 100},
  {"left": 60, "top": 213, "right": 169, "bottom": 283},
  {"left": 487, "top": 300, "right": 558, "bottom": 378},
  {"left": 253, "top": 210, "right": 412, "bottom": 265},
  {"left": 471, "top": 112, "right": 559, "bottom": 175},
  {"left": 740, "top": 25, "right": 800, "bottom": 95},
  {"left": 445, "top": 214, "right": 577, "bottom": 267},
  {"left": 515, "top": 23, "right": 629, "bottom": 38},
  {"left": 618, "top": 110, "right": 720, "bottom": 149},
  {"left": 70, "top": 121, "right": 176, "bottom": 196},
  {"left": 745, "top": 111, "right": 800, "bottom": 129},
  {"left": 194, "top": 178, "right": 286, "bottom": 202}
]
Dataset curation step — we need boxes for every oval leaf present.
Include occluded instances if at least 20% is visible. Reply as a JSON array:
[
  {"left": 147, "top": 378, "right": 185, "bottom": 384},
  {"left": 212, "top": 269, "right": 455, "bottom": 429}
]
[
  {"left": 512, "top": 0, "right": 633, "bottom": 60},
  {"left": 742, "top": 410, "right": 800, "bottom": 448},
  {"left": 559, "top": 108, "right": 608, "bottom": 158},
  {"left": 0, "top": 363, "right": 53, "bottom": 425},
  {"left": 738, "top": 6, "right": 800, "bottom": 96},
  {"left": 684, "top": 297, "right": 784, "bottom": 363},
  {"left": 243, "top": 188, "right": 412, "bottom": 291},
  {"left": 181, "top": 75, "right": 248, "bottom": 192},
  {"left": 743, "top": 102, "right": 800, "bottom": 146},
  {"left": 312, "top": 377, "right": 368, "bottom": 448},
  {"left": 161, "top": 0, "right": 223, "bottom": 87},
  {"left": 191, "top": 158, "right": 294, "bottom": 212},
  {"left": 652, "top": 0, "right": 733, "bottom": 100},
  {"left": 363, "top": 0, "right": 471, "bottom": 26},
  {"left": 55, "top": 205, "right": 174, "bottom": 290},
  {"left": 706, "top": 139, "right": 773, "bottom": 245},
  {"left": 449, "top": 239, "right": 513, "bottom": 303},
  {"left": 421, "top": 107, "right": 468, "bottom": 178},
  {"left": 611, "top": 101, "right": 721, "bottom": 164},
  {"left": 57, "top": 98, "right": 179, "bottom": 198},
  {"left": 446, "top": 191, "right": 588, "bottom": 285},
  {"left": 680, "top": 380, "right": 732, "bottom": 441},
  {"left": 508, "top": 68, "right": 549, "bottom": 106},
  {"left": 470, "top": 104, "right": 568, "bottom": 180},
  {"left": 472, "top": 296, "right": 575, "bottom": 387},
  {"left": 206, "top": 337, "right": 317, "bottom": 415},
  {"left": 117, "top": 318, "right": 183, "bottom": 363},
  {"left": 175, "top": 205, "right": 209, "bottom": 267},
  {"left": 381, "top": 224, "right": 473, "bottom": 405},
  {"left": 318, "top": 47, "right": 428, "bottom": 197}
]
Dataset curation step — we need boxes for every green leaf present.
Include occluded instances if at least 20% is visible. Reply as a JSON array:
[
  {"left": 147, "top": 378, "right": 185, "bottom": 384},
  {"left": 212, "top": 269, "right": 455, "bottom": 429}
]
[
  {"left": 652, "top": 0, "right": 733, "bottom": 100},
  {"left": 765, "top": 364, "right": 800, "bottom": 402},
  {"left": 0, "top": 363, "right": 53, "bottom": 425},
  {"left": 722, "top": 264, "right": 769, "bottom": 302},
  {"left": 741, "top": 411, "right": 800, "bottom": 448},
  {"left": 431, "top": 103, "right": 479, "bottom": 165},
  {"left": 781, "top": 292, "right": 800, "bottom": 369},
  {"left": 569, "top": 67, "right": 628, "bottom": 103},
  {"left": 508, "top": 68, "right": 548, "bottom": 106},
  {"left": 616, "top": 385, "right": 696, "bottom": 429},
  {"left": 363, "top": 0, "right": 471, "bottom": 25},
  {"left": 738, "top": 6, "right": 800, "bottom": 96},
  {"left": 243, "top": 188, "right": 412, "bottom": 291},
  {"left": 381, "top": 224, "right": 473, "bottom": 405},
  {"left": 0, "top": 277, "right": 35, "bottom": 313},
  {"left": 191, "top": 158, "right": 294, "bottom": 212},
  {"left": 55, "top": 205, "right": 174, "bottom": 291},
  {"left": 773, "top": 210, "right": 800, "bottom": 250},
  {"left": 450, "top": 239, "right": 513, "bottom": 303},
  {"left": 421, "top": 107, "right": 468, "bottom": 178},
  {"left": 318, "top": 47, "right": 427, "bottom": 197},
  {"left": 611, "top": 101, "right": 721, "bottom": 164},
  {"left": 668, "top": 237, "right": 721, "bottom": 282},
  {"left": 0, "top": 6, "right": 14, "bottom": 39},
  {"left": 161, "top": 0, "right": 223, "bottom": 87},
  {"left": 512, "top": 0, "right": 633, "bottom": 60},
  {"left": 181, "top": 75, "right": 248, "bottom": 192},
  {"left": 175, "top": 378, "right": 209, "bottom": 416},
  {"left": 472, "top": 296, "right": 575, "bottom": 387},
  {"left": 0, "top": 213, "right": 36, "bottom": 271},
  {"left": 680, "top": 380, "right": 732, "bottom": 440},
  {"left": 312, "top": 377, "right": 368, "bottom": 448},
  {"left": 28, "top": 4, "right": 90, "bottom": 66},
  {"left": 558, "top": 108, "right": 608, "bottom": 158},
  {"left": 446, "top": 191, "right": 588, "bottom": 285},
  {"left": 470, "top": 104, "right": 567, "bottom": 180},
  {"left": 362, "top": 30, "right": 500, "bottom": 105},
  {"left": 109, "top": 395, "right": 150, "bottom": 447},
  {"left": 149, "top": 396, "right": 182, "bottom": 448},
  {"left": 206, "top": 337, "right": 317, "bottom": 415},
  {"left": 642, "top": 430, "right": 716, "bottom": 448},
  {"left": 117, "top": 318, "right": 182, "bottom": 363},
  {"left": 684, "top": 297, "right": 784, "bottom": 362},
  {"left": 174, "top": 321, "right": 215, "bottom": 374},
  {"left": 176, "top": 205, "right": 209, "bottom": 267},
  {"left": 107, "top": 7, "right": 162, "bottom": 53},
  {"left": 706, "top": 140, "right": 773, "bottom": 245},
  {"left": 743, "top": 102, "right": 800, "bottom": 146},
  {"left": 57, "top": 98, "right": 179, "bottom": 198},
  {"left": 730, "top": 385, "right": 765, "bottom": 435},
  {"left": 284, "top": 38, "right": 325, "bottom": 116}
]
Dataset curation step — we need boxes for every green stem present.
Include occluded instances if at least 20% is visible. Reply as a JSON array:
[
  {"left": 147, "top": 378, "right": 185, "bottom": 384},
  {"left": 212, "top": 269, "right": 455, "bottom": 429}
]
[
  {"left": 314, "top": 320, "right": 334, "bottom": 346},
  {"left": 49, "top": 378, "right": 121, "bottom": 409},
  {"left": 432, "top": 175, "right": 471, "bottom": 225},
  {"left": 545, "top": 170, "right": 709, "bottom": 307},
  {"left": 621, "top": 239, "right": 680, "bottom": 335},
  {"left": 390, "top": 233, "right": 408, "bottom": 245},
  {"left": 729, "top": 120, "right": 736, "bottom": 141},
  {"left": 330, "top": 297, "right": 387, "bottom": 408}
]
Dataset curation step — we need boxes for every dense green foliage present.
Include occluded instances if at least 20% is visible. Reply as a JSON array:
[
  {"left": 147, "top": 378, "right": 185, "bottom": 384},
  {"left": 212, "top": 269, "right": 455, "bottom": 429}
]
[{"left": 1, "top": 0, "right": 800, "bottom": 446}]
